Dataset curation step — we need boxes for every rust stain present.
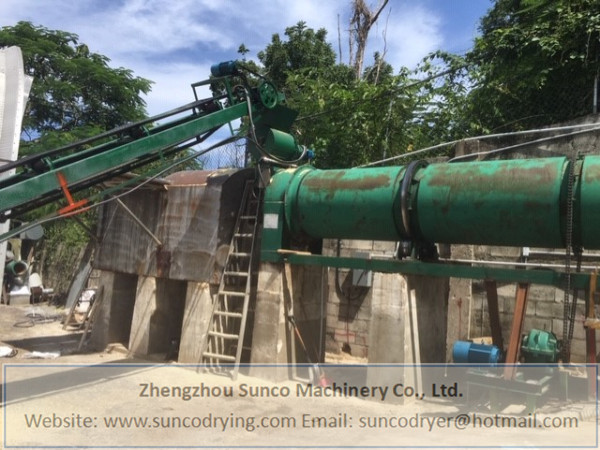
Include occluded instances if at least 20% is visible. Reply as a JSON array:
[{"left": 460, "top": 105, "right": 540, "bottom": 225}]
[
  {"left": 425, "top": 162, "right": 561, "bottom": 193},
  {"left": 583, "top": 161, "right": 600, "bottom": 184},
  {"left": 165, "top": 170, "right": 215, "bottom": 186},
  {"left": 156, "top": 245, "right": 171, "bottom": 277},
  {"left": 303, "top": 171, "right": 392, "bottom": 191}
]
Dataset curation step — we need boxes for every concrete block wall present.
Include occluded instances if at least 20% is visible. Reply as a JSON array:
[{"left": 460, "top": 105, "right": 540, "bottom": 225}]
[
  {"left": 325, "top": 267, "right": 371, "bottom": 358},
  {"left": 468, "top": 246, "right": 595, "bottom": 362},
  {"left": 452, "top": 114, "right": 600, "bottom": 363},
  {"left": 323, "top": 239, "right": 396, "bottom": 359}
]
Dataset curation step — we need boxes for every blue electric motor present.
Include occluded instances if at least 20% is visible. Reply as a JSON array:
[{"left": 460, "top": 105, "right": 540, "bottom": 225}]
[
  {"left": 452, "top": 340, "right": 501, "bottom": 364},
  {"left": 211, "top": 61, "right": 238, "bottom": 77}
]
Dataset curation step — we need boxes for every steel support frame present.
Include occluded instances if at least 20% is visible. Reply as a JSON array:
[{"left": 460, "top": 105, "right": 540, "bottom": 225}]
[
  {"left": 503, "top": 283, "right": 530, "bottom": 380},
  {"left": 279, "top": 254, "right": 593, "bottom": 290},
  {"left": 278, "top": 253, "right": 598, "bottom": 384},
  {"left": 0, "top": 102, "right": 250, "bottom": 215},
  {"left": 484, "top": 280, "right": 504, "bottom": 351}
]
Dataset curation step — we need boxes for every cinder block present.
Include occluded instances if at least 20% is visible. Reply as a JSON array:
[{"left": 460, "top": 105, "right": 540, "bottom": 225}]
[
  {"left": 334, "top": 328, "right": 356, "bottom": 344},
  {"left": 569, "top": 338, "right": 587, "bottom": 363},
  {"left": 551, "top": 319, "right": 564, "bottom": 335},
  {"left": 349, "top": 344, "right": 368, "bottom": 358},
  {"left": 354, "top": 334, "right": 369, "bottom": 347},
  {"left": 372, "top": 240, "right": 396, "bottom": 252},
  {"left": 529, "top": 286, "right": 556, "bottom": 302},
  {"left": 523, "top": 316, "right": 552, "bottom": 333},
  {"left": 572, "top": 318, "right": 588, "bottom": 341},
  {"left": 327, "top": 302, "right": 339, "bottom": 317},
  {"left": 489, "top": 246, "right": 521, "bottom": 258},
  {"left": 356, "top": 303, "right": 372, "bottom": 321},
  {"left": 502, "top": 296, "right": 535, "bottom": 315},
  {"left": 535, "top": 301, "right": 567, "bottom": 319},
  {"left": 348, "top": 318, "right": 369, "bottom": 335}
]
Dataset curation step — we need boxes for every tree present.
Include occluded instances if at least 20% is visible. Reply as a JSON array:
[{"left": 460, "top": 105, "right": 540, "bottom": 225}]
[
  {"left": 349, "top": 0, "right": 390, "bottom": 79},
  {"left": 0, "top": 21, "right": 153, "bottom": 154},
  {"left": 257, "top": 22, "right": 400, "bottom": 168},
  {"left": 258, "top": 21, "right": 337, "bottom": 87},
  {"left": 256, "top": 22, "right": 446, "bottom": 168},
  {"left": 465, "top": 0, "right": 600, "bottom": 132},
  {"left": 287, "top": 67, "right": 422, "bottom": 168},
  {"left": 0, "top": 22, "right": 154, "bottom": 295}
]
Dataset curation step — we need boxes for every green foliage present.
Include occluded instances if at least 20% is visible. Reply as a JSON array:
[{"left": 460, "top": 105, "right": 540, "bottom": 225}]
[
  {"left": 0, "top": 22, "right": 154, "bottom": 255},
  {"left": 43, "top": 212, "right": 95, "bottom": 251},
  {"left": 410, "top": 52, "right": 472, "bottom": 145},
  {"left": 253, "top": 21, "right": 467, "bottom": 168},
  {"left": 287, "top": 68, "right": 420, "bottom": 168},
  {"left": 466, "top": 0, "right": 600, "bottom": 131},
  {"left": 258, "top": 21, "right": 337, "bottom": 87},
  {"left": 0, "top": 21, "right": 153, "bottom": 154}
]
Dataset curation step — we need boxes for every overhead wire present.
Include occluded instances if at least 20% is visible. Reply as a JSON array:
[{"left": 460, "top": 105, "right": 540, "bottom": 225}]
[
  {"left": 447, "top": 126, "right": 600, "bottom": 163},
  {"left": 359, "top": 122, "right": 600, "bottom": 167}
]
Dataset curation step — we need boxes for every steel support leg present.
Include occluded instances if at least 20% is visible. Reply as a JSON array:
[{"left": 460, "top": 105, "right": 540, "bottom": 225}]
[
  {"left": 586, "top": 272, "right": 597, "bottom": 399},
  {"left": 504, "top": 283, "right": 530, "bottom": 380},
  {"left": 484, "top": 280, "right": 504, "bottom": 352}
]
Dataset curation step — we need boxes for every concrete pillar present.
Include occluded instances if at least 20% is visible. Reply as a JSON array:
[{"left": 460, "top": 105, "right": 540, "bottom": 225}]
[
  {"left": 90, "top": 270, "right": 137, "bottom": 351},
  {"left": 178, "top": 282, "right": 214, "bottom": 363},
  {"left": 367, "top": 274, "right": 448, "bottom": 399},
  {"left": 446, "top": 245, "right": 473, "bottom": 361},
  {"left": 128, "top": 276, "right": 187, "bottom": 357},
  {"left": 250, "top": 262, "right": 327, "bottom": 380},
  {"left": 368, "top": 273, "right": 408, "bottom": 364},
  {"left": 128, "top": 276, "right": 157, "bottom": 356},
  {"left": 368, "top": 273, "right": 448, "bottom": 364},
  {"left": 407, "top": 275, "right": 449, "bottom": 363}
]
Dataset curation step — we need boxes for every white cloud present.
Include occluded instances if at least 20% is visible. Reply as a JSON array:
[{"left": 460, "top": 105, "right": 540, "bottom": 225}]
[
  {"left": 366, "top": 4, "right": 443, "bottom": 71},
  {"left": 139, "top": 62, "right": 214, "bottom": 117},
  {"left": 0, "top": 0, "right": 445, "bottom": 116}
]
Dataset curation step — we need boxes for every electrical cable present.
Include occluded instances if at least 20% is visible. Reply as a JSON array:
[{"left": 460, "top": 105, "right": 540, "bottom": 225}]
[
  {"left": 448, "top": 127, "right": 600, "bottom": 163},
  {"left": 243, "top": 88, "right": 307, "bottom": 166},
  {"left": 360, "top": 123, "right": 600, "bottom": 167}
]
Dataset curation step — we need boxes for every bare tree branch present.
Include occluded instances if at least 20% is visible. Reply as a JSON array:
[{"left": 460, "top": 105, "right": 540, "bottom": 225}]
[
  {"left": 374, "top": 6, "right": 391, "bottom": 85},
  {"left": 338, "top": 14, "right": 343, "bottom": 64},
  {"left": 350, "top": 0, "right": 390, "bottom": 79}
]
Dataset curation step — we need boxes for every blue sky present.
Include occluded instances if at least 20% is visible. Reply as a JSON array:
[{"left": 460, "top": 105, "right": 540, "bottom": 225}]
[{"left": 0, "top": 0, "right": 493, "bottom": 117}]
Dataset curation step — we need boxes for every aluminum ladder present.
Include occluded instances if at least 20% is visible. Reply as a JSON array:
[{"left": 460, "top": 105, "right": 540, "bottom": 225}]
[{"left": 201, "top": 179, "right": 260, "bottom": 378}]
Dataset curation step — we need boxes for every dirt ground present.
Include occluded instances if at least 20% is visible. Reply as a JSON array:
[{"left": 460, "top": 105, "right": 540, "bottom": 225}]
[
  {"left": 0, "top": 302, "right": 125, "bottom": 365},
  {"left": 0, "top": 302, "right": 598, "bottom": 449}
]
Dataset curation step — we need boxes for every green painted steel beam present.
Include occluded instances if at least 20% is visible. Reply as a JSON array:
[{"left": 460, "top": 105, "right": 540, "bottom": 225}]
[
  {"left": 282, "top": 254, "right": 592, "bottom": 289},
  {"left": 0, "top": 102, "right": 249, "bottom": 215}
]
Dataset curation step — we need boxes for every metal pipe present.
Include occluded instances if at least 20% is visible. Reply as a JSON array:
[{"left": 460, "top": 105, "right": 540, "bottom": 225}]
[
  {"left": 439, "top": 258, "right": 600, "bottom": 271},
  {"left": 524, "top": 249, "right": 600, "bottom": 259},
  {"left": 594, "top": 73, "right": 598, "bottom": 115},
  {"left": 114, "top": 197, "right": 162, "bottom": 246}
]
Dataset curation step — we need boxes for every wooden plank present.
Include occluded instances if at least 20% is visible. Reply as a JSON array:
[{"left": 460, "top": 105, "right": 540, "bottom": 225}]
[
  {"left": 63, "top": 260, "right": 93, "bottom": 329},
  {"left": 504, "top": 283, "right": 530, "bottom": 380},
  {"left": 77, "top": 285, "right": 104, "bottom": 352},
  {"left": 586, "top": 272, "right": 597, "bottom": 399},
  {"left": 484, "top": 280, "right": 504, "bottom": 351}
]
